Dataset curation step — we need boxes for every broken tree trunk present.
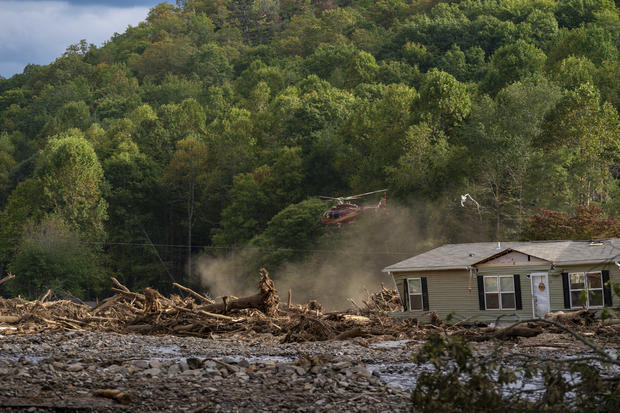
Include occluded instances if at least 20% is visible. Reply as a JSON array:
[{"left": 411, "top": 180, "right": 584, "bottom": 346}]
[
  {"left": 202, "top": 268, "right": 280, "bottom": 316},
  {"left": 545, "top": 309, "right": 597, "bottom": 325}
]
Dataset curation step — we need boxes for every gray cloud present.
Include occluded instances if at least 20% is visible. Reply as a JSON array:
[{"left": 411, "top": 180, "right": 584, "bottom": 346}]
[{"left": 0, "top": 1, "right": 172, "bottom": 78}]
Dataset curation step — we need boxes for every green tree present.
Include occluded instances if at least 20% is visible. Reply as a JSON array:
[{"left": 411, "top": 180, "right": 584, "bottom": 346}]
[
  {"left": 35, "top": 131, "right": 108, "bottom": 238},
  {"left": 484, "top": 40, "right": 546, "bottom": 94},
  {"left": 344, "top": 83, "right": 419, "bottom": 190},
  {"left": 0, "top": 133, "right": 17, "bottom": 206},
  {"left": 212, "top": 146, "right": 304, "bottom": 247},
  {"left": 542, "top": 83, "right": 620, "bottom": 205},
  {"left": 461, "top": 75, "right": 563, "bottom": 238},
  {"left": 164, "top": 135, "right": 209, "bottom": 279},
  {"left": 547, "top": 26, "right": 618, "bottom": 66},
  {"left": 417, "top": 69, "right": 471, "bottom": 131},
  {"left": 188, "top": 43, "right": 233, "bottom": 85},
  {"left": 550, "top": 56, "right": 597, "bottom": 90},
  {"left": 344, "top": 51, "right": 379, "bottom": 89},
  {"left": 250, "top": 198, "right": 326, "bottom": 269},
  {"left": 555, "top": 0, "right": 616, "bottom": 29},
  {"left": 7, "top": 215, "right": 106, "bottom": 299}
]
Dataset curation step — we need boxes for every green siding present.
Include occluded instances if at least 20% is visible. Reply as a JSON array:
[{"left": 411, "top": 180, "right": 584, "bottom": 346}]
[{"left": 391, "top": 262, "right": 620, "bottom": 323}]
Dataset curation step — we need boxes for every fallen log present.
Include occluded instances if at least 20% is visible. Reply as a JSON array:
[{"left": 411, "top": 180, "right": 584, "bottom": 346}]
[
  {"left": 202, "top": 268, "right": 279, "bottom": 316},
  {"left": 91, "top": 295, "right": 121, "bottom": 314},
  {"left": 474, "top": 323, "right": 543, "bottom": 341},
  {"left": 172, "top": 305, "right": 244, "bottom": 322},
  {"left": 0, "top": 315, "right": 21, "bottom": 323},
  {"left": 545, "top": 309, "right": 597, "bottom": 325},
  {"left": 501, "top": 325, "right": 543, "bottom": 338},
  {"left": 340, "top": 315, "right": 371, "bottom": 324},
  {"left": 334, "top": 327, "right": 369, "bottom": 340}
]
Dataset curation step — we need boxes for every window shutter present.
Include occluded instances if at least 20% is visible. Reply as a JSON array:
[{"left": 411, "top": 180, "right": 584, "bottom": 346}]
[
  {"left": 477, "top": 276, "right": 485, "bottom": 310},
  {"left": 561, "top": 272, "right": 570, "bottom": 309},
  {"left": 514, "top": 274, "right": 522, "bottom": 310},
  {"left": 403, "top": 279, "right": 409, "bottom": 311},
  {"left": 602, "top": 270, "right": 612, "bottom": 307},
  {"left": 421, "top": 277, "right": 429, "bottom": 311}
]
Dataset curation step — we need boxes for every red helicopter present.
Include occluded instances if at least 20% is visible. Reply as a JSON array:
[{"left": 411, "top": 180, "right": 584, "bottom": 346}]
[{"left": 320, "top": 189, "right": 387, "bottom": 226}]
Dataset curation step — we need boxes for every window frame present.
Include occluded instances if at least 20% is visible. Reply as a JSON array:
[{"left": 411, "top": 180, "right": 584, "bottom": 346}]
[
  {"left": 569, "top": 271, "right": 604, "bottom": 309},
  {"left": 406, "top": 278, "right": 423, "bottom": 311},
  {"left": 483, "top": 275, "right": 516, "bottom": 310}
]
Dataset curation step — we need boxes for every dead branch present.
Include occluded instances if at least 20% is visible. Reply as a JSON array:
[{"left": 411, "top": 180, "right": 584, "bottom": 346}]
[
  {"left": 111, "top": 277, "right": 130, "bottom": 292},
  {"left": 39, "top": 289, "right": 52, "bottom": 303},
  {"left": 0, "top": 273, "right": 15, "bottom": 285},
  {"left": 111, "top": 288, "right": 145, "bottom": 301},
  {"left": 172, "top": 282, "right": 215, "bottom": 304}
]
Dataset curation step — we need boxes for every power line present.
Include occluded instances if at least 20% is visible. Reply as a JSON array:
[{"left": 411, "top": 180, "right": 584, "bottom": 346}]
[{"left": 0, "top": 236, "right": 415, "bottom": 256}]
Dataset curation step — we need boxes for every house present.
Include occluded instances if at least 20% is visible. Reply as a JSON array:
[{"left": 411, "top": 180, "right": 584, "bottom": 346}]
[{"left": 383, "top": 239, "right": 620, "bottom": 322}]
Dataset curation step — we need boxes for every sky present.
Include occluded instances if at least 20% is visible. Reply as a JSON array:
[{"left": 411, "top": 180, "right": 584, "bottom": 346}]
[{"left": 0, "top": 0, "right": 174, "bottom": 79}]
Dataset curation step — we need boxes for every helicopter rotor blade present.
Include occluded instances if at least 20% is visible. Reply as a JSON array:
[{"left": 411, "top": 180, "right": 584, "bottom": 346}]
[
  {"left": 341, "top": 189, "right": 387, "bottom": 200},
  {"left": 319, "top": 189, "right": 386, "bottom": 203}
]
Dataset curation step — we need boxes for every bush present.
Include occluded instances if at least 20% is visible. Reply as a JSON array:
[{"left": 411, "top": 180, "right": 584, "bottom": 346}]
[
  {"left": 411, "top": 333, "right": 620, "bottom": 412},
  {"left": 6, "top": 215, "right": 106, "bottom": 300}
]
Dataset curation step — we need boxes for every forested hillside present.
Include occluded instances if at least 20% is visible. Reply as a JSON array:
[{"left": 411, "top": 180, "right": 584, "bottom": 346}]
[{"left": 1, "top": 0, "right": 620, "bottom": 300}]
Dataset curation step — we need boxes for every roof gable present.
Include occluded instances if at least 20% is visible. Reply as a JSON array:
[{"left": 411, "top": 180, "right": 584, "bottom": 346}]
[{"left": 472, "top": 249, "right": 550, "bottom": 267}]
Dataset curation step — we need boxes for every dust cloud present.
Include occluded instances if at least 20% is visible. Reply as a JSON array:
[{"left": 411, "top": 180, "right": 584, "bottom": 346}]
[
  {"left": 273, "top": 205, "right": 421, "bottom": 310},
  {"left": 194, "top": 250, "right": 258, "bottom": 300},
  {"left": 196, "top": 202, "right": 432, "bottom": 310}
]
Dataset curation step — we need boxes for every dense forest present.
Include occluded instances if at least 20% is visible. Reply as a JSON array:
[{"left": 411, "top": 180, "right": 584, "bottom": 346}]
[{"left": 1, "top": 0, "right": 620, "bottom": 300}]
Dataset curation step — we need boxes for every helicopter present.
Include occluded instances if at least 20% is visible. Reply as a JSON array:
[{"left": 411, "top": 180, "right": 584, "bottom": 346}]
[{"left": 319, "top": 189, "right": 387, "bottom": 226}]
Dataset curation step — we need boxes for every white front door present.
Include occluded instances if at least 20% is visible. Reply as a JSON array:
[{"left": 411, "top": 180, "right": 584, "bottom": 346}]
[{"left": 531, "top": 273, "right": 550, "bottom": 318}]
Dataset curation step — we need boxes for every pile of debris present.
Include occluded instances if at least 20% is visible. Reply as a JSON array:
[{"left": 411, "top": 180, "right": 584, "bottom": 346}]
[
  {"left": 0, "top": 269, "right": 421, "bottom": 342},
  {"left": 356, "top": 284, "right": 404, "bottom": 315},
  {"left": 3, "top": 270, "right": 616, "bottom": 344}
]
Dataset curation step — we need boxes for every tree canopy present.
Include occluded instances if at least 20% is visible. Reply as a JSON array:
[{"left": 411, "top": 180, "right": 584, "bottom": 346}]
[{"left": 1, "top": 0, "right": 620, "bottom": 298}]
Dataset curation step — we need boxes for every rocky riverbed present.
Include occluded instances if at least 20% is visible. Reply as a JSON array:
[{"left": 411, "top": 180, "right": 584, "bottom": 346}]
[{"left": 0, "top": 331, "right": 414, "bottom": 412}]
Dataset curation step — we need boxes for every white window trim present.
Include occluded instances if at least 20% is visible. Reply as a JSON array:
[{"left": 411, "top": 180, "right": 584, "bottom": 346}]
[
  {"left": 406, "top": 278, "right": 423, "bottom": 311},
  {"left": 483, "top": 275, "right": 516, "bottom": 310},
  {"left": 569, "top": 271, "right": 604, "bottom": 309}
]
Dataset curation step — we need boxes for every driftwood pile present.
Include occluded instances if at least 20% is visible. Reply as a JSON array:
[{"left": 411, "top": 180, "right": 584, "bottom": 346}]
[
  {"left": 1, "top": 270, "right": 617, "bottom": 344},
  {"left": 0, "top": 269, "right": 419, "bottom": 342},
  {"left": 355, "top": 284, "right": 404, "bottom": 314}
]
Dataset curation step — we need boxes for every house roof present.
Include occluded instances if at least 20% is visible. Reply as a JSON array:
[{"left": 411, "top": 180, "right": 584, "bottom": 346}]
[{"left": 383, "top": 239, "right": 620, "bottom": 272}]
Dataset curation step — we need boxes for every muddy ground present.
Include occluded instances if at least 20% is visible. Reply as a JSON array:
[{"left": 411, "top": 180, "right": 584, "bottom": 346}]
[
  {"left": 1, "top": 328, "right": 617, "bottom": 412},
  {"left": 0, "top": 330, "right": 414, "bottom": 412}
]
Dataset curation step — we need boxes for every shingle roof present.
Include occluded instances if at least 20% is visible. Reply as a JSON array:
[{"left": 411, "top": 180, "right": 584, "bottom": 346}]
[{"left": 383, "top": 239, "right": 620, "bottom": 272}]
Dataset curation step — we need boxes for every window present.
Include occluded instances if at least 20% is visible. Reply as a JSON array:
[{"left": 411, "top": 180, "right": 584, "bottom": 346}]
[
  {"left": 483, "top": 275, "right": 515, "bottom": 310},
  {"left": 569, "top": 272, "right": 603, "bottom": 308},
  {"left": 407, "top": 278, "right": 423, "bottom": 310}
]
